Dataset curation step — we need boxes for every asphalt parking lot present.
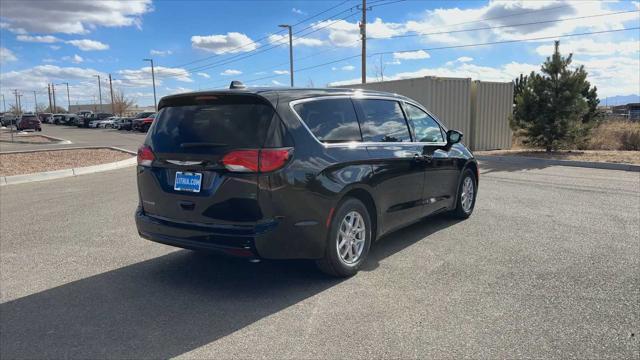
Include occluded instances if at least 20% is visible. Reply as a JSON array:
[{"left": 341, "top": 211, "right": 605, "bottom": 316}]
[{"left": 0, "top": 129, "right": 638, "bottom": 358}]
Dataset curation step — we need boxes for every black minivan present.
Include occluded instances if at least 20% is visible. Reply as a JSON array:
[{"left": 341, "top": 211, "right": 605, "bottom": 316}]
[{"left": 136, "top": 84, "right": 478, "bottom": 276}]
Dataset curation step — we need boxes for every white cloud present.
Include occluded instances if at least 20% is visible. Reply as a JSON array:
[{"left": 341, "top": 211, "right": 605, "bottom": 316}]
[
  {"left": 292, "top": 8, "right": 307, "bottom": 15},
  {"left": 272, "top": 80, "right": 286, "bottom": 86},
  {"left": 268, "top": 34, "right": 324, "bottom": 47},
  {"left": 42, "top": 58, "right": 57, "bottom": 63},
  {"left": 404, "top": 1, "right": 640, "bottom": 45},
  {"left": 62, "top": 54, "right": 84, "bottom": 64},
  {"left": 0, "top": 0, "right": 152, "bottom": 34},
  {"left": 273, "top": 70, "right": 289, "bottom": 75},
  {"left": 150, "top": 49, "right": 173, "bottom": 56},
  {"left": 0, "top": 65, "right": 107, "bottom": 95},
  {"left": 197, "top": 72, "right": 210, "bottom": 78},
  {"left": 49, "top": 45, "right": 61, "bottom": 50},
  {"left": 332, "top": 65, "right": 355, "bottom": 71},
  {"left": 0, "top": 47, "right": 18, "bottom": 63},
  {"left": 66, "top": 39, "right": 109, "bottom": 51},
  {"left": 191, "top": 32, "right": 257, "bottom": 54},
  {"left": 457, "top": 56, "right": 473, "bottom": 62},
  {"left": 535, "top": 39, "right": 640, "bottom": 57},
  {"left": 221, "top": 69, "right": 242, "bottom": 76},
  {"left": 393, "top": 50, "right": 430, "bottom": 60},
  {"left": 117, "top": 66, "right": 193, "bottom": 87},
  {"left": 164, "top": 87, "right": 194, "bottom": 95},
  {"left": 573, "top": 56, "right": 640, "bottom": 97},
  {"left": 16, "top": 34, "right": 61, "bottom": 43}
]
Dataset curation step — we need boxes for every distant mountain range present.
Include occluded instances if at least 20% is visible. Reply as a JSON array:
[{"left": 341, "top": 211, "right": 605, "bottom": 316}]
[{"left": 602, "top": 95, "right": 640, "bottom": 106}]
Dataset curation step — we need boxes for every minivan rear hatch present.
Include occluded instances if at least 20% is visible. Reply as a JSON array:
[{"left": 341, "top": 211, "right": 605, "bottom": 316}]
[{"left": 138, "top": 94, "right": 278, "bottom": 225}]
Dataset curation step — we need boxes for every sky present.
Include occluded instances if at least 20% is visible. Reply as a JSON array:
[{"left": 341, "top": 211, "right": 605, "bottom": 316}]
[{"left": 0, "top": 0, "right": 639, "bottom": 111}]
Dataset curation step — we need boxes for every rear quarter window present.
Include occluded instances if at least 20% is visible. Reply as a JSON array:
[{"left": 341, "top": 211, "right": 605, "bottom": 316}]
[
  {"left": 293, "top": 98, "right": 361, "bottom": 143},
  {"left": 354, "top": 99, "right": 412, "bottom": 143}
]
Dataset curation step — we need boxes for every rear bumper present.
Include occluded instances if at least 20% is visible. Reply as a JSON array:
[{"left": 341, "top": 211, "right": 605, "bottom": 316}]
[
  {"left": 135, "top": 206, "right": 326, "bottom": 259},
  {"left": 136, "top": 207, "right": 274, "bottom": 258}
]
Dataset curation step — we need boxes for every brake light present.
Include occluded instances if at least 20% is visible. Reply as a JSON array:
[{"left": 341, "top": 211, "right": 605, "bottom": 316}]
[
  {"left": 222, "top": 148, "right": 292, "bottom": 173},
  {"left": 137, "top": 145, "right": 155, "bottom": 167}
]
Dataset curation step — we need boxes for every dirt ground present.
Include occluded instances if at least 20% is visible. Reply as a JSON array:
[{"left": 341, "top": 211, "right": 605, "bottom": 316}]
[
  {"left": 0, "top": 149, "right": 133, "bottom": 176},
  {"left": 476, "top": 149, "right": 640, "bottom": 165}
]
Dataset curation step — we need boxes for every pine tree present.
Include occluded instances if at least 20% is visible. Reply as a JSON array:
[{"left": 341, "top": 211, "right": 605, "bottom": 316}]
[{"left": 512, "top": 41, "right": 599, "bottom": 152}]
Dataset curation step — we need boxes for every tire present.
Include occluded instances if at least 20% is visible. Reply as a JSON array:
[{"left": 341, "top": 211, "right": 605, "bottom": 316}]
[
  {"left": 450, "top": 169, "right": 477, "bottom": 219},
  {"left": 316, "top": 198, "right": 372, "bottom": 277}
]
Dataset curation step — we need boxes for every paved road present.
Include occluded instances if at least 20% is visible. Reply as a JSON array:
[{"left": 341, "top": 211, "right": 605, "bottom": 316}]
[
  {"left": 0, "top": 124, "right": 146, "bottom": 153},
  {"left": 0, "top": 160, "right": 638, "bottom": 359}
]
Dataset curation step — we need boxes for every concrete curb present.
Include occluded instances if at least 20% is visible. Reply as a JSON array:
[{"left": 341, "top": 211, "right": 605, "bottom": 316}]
[
  {"left": 1, "top": 147, "right": 137, "bottom": 186},
  {"left": 476, "top": 155, "right": 640, "bottom": 172},
  {"left": 0, "top": 146, "right": 136, "bottom": 155},
  {"left": 0, "top": 133, "right": 72, "bottom": 145}
]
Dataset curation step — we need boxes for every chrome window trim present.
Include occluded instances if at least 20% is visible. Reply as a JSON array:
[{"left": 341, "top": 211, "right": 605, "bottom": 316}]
[{"left": 288, "top": 95, "right": 449, "bottom": 148}]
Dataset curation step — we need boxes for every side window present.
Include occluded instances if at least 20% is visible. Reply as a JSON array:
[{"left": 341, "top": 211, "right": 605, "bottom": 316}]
[
  {"left": 293, "top": 99, "right": 362, "bottom": 143},
  {"left": 354, "top": 99, "right": 411, "bottom": 142},
  {"left": 404, "top": 104, "right": 445, "bottom": 143}
]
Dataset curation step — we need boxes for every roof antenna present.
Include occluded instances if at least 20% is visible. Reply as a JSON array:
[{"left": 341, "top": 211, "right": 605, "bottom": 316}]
[{"left": 229, "top": 80, "right": 246, "bottom": 89}]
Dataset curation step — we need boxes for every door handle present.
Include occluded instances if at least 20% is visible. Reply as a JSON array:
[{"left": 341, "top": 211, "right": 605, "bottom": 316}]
[{"left": 412, "top": 154, "right": 433, "bottom": 163}]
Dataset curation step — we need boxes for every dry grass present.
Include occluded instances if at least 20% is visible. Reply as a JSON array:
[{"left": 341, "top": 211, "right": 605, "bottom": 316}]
[
  {"left": 476, "top": 149, "right": 640, "bottom": 165},
  {"left": 588, "top": 120, "right": 640, "bottom": 151},
  {"left": 0, "top": 149, "right": 133, "bottom": 176}
]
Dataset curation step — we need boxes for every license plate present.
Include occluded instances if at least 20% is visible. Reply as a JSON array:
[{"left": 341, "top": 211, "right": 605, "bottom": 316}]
[{"left": 174, "top": 172, "right": 202, "bottom": 193}]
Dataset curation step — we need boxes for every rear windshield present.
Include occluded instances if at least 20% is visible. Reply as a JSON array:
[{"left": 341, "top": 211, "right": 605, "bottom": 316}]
[{"left": 149, "top": 97, "right": 275, "bottom": 154}]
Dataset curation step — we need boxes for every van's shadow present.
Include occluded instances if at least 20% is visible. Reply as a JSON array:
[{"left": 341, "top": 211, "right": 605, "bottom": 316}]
[{"left": 1, "top": 215, "right": 459, "bottom": 359}]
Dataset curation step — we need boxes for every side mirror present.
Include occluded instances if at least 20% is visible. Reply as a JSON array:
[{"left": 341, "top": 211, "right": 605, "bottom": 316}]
[{"left": 446, "top": 130, "right": 463, "bottom": 145}]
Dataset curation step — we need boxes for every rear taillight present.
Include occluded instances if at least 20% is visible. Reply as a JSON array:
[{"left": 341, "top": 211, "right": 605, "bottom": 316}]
[
  {"left": 222, "top": 148, "right": 292, "bottom": 173},
  {"left": 137, "top": 145, "right": 155, "bottom": 167}
]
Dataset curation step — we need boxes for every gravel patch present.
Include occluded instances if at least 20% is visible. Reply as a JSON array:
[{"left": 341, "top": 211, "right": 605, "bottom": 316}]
[
  {"left": 476, "top": 149, "right": 640, "bottom": 165},
  {"left": 0, "top": 149, "right": 133, "bottom": 176}
]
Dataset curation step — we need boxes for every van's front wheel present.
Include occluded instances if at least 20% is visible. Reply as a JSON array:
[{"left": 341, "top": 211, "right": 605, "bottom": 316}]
[{"left": 316, "top": 198, "right": 372, "bottom": 277}]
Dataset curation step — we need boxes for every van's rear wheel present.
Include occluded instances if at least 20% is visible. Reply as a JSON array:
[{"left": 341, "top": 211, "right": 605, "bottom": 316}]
[{"left": 316, "top": 198, "right": 372, "bottom": 277}]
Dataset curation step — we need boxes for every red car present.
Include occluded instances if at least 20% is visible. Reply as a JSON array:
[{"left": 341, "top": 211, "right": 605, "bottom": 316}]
[
  {"left": 17, "top": 114, "right": 42, "bottom": 131},
  {"left": 132, "top": 113, "right": 156, "bottom": 132}
]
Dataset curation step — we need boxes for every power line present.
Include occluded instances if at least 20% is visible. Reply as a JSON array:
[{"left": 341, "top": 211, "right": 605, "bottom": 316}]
[
  {"left": 161, "top": 0, "right": 357, "bottom": 71},
  {"left": 203, "top": 2, "right": 581, "bottom": 86},
  {"left": 212, "top": 11, "right": 638, "bottom": 87},
  {"left": 233, "top": 27, "right": 639, "bottom": 86},
  {"left": 377, "top": 9, "right": 639, "bottom": 40}
]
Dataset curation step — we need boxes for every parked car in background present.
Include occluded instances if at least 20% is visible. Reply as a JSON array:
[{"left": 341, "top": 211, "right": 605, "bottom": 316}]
[
  {"left": 38, "top": 113, "right": 53, "bottom": 124},
  {"left": 17, "top": 114, "right": 42, "bottom": 131},
  {"left": 98, "top": 117, "right": 120, "bottom": 128},
  {"left": 1, "top": 114, "right": 18, "bottom": 127},
  {"left": 132, "top": 113, "right": 156, "bottom": 132},
  {"left": 77, "top": 110, "right": 93, "bottom": 118},
  {"left": 52, "top": 114, "right": 67, "bottom": 124},
  {"left": 62, "top": 114, "right": 78, "bottom": 125},
  {"left": 116, "top": 118, "right": 133, "bottom": 130},
  {"left": 135, "top": 87, "right": 478, "bottom": 277},
  {"left": 80, "top": 112, "right": 113, "bottom": 128}
]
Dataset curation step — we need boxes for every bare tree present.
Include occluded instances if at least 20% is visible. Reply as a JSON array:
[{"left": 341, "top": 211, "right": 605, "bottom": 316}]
[
  {"left": 371, "top": 55, "right": 386, "bottom": 82},
  {"left": 111, "top": 89, "right": 135, "bottom": 116},
  {"left": 306, "top": 77, "right": 315, "bottom": 88}
]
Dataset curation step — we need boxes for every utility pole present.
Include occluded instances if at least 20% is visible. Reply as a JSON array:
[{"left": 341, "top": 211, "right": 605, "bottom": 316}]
[
  {"left": 17, "top": 94, "right": 22, "bottom": 115},
  {"left": 52, "top": 83, "right": 57, "bottom": 112},
  {"left": 108, "top": 74, "right": 115, "bottom": 114},
  {"left": 1, "top": 94, "right": 6, "bottom": 112},
  {"left": 143, "top": 59, "right": 157, "bottom": 111},
  {"left": 360, "top": 0, "right": 367, "bottom": 84},
  {"left": 95, "top": 75, "right": 103, "bottom": 111},
  {"left": 47, "top": 84, "right": 53, "bottom": 112},
  {"left": 33, "top": 91, "right": 38, "bottom": 116},
  {"left": 62, "top": 82, "right": 70, "bottom": 112},
  {"left": 278, "top": 24, "right": 294, "bottom": 87}
]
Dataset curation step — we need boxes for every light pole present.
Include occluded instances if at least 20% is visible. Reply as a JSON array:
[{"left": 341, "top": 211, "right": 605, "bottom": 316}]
[
  {"left": 143, "top": 58, "right": 157, "bottom": 111},
  {"left": 95, "top": 75, "right": 103, "bottom": 112},
  {"left": 278, "top": 24, "right": 294, "bottom": 87},
  {"left": 55, "top": 82, "right": 71, "bottom": 112},
  {"left": 33, "top": 91, "right": 38, "bottom": 116}
]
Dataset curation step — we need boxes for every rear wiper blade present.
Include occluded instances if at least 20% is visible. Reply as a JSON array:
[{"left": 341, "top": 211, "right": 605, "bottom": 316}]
[{"left": 179, "top": 142, "right": 228, "bottom": 148}]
